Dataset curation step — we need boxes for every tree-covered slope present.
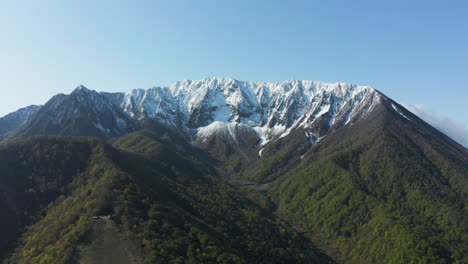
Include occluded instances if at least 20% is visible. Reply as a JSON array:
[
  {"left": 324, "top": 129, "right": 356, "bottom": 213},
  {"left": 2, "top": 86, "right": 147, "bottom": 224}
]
[
  {"left": 270, "top": 102, "right": 468, "bottom": 263},
  {"left": 0, "top": 134, "right": 331, "bottom": 263},
  {"left": 110, "top": 130, "right": 331, "bottom": 263},
  {"left": 0, "top": 136, "right": 99, "bottom": 260},
  {"left": 1, "top": 87, "right": 467, "bottom": 264}
]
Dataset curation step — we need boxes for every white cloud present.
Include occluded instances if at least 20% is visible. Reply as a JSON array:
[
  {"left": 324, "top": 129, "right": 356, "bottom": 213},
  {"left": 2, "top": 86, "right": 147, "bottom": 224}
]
[{"left": 403, "top": 103, "right": 468, "bottom": 148}]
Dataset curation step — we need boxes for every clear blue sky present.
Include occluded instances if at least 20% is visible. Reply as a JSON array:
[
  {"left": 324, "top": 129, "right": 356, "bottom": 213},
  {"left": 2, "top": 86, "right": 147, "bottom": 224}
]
[{"left": 1, "top": 0, "right": 467, "bottom": 143}]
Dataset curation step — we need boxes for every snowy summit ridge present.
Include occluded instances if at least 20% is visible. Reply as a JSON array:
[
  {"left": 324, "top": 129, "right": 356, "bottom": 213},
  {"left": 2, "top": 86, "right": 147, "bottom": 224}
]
[{"left": 102, "top": 77, "right": 382, "bottom": 145}]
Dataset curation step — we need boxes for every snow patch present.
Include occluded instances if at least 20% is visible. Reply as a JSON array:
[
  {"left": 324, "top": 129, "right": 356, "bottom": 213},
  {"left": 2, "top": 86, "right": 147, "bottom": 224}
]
[
  {"left": 94, "top": 123, "right": 110, "bottom": 134},
  {"left": 252, "top": 124, "right": 286, "bottom": 145},
  {"left": 212, "top": 105, "right": 232, "bottom": 122},
  {"left": 253, "top": 126, "right": 270, "bottom": 146},
  {"left": 196, "top": 121, "right": 238, "bottom": 143},
  {"left": 259, "top": 148, "right": 265, "bottom": 157},
  {"left": 392, "top": 103, "right": 410, "bottom": 120},
  {"left": 316, "top": 135, "right": 326, "bottom": 143},
  {"left": 314, "top": 104, "right": 331, "bottom": 117}
]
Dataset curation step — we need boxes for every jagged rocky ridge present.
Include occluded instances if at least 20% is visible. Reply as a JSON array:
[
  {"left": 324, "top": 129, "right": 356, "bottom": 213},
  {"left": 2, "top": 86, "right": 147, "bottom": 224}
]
[
  {"left": 102, "top": 77, "right": 383, "bottom": 145},
  {"left": 9, "top": 86, "right": 137, "bottom": 139},
  {"left": 2, "top": 78, "right": 415, "bottom": 150}
]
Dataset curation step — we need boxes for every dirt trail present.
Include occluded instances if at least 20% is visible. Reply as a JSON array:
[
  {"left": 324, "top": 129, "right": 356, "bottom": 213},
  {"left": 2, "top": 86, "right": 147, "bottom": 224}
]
[{"left": 78, "top": 217, "right": 141, "bottom": 264}]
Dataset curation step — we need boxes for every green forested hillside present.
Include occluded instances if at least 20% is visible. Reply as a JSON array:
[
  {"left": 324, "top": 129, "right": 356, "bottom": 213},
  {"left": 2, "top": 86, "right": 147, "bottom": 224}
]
[
  {"left": 270, "top": 105, "right": 468, "bottom": 263},
  {"left": 0, "top": 136, "right": 99, "bottom": 260},
  {"left": 1, "top": 102, "right": 467, "bottom": 264},
  {"left": 0, "top": 133, "right": 331, "bottom": 263},
  {"left": 111, "top": 130, "right": 331, "bottom": 263}
]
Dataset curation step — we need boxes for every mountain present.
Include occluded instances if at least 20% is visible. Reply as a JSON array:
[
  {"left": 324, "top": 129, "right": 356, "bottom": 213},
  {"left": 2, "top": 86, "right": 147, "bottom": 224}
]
[
  {"left": 270, "top": 99, "right": 468, "bottom": 263},
  {"left": 10, "top": 86, "right": 138, "bottom": 139},
  {"left": 97, "top": 78, "right": 384, "bottom": 183},
  {"left": 101, "top": 77, "right": 381, "bottom": 145},
  {"left": 0, "top": 105, "right": 41, "bottom": 139},
  {"left": 0, "top": 77, "right": 467, "bottom": 263},
  {"left": 0, "top": 134, "right": 330, "bottom": 263}
]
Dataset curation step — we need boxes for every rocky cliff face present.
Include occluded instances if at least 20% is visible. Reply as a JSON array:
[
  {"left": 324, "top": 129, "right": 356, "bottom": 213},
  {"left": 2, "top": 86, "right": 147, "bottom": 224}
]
[{"left": 102, "top": 77, "right": 382, "bottom": 145}]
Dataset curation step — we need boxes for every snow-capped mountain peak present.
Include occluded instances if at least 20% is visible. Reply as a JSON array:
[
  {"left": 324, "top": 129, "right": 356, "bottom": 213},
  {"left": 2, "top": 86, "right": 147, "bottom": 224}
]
[
  {"left": 77, "top": 84, "right": 87, "bottom": 89},
  {"left": 102, "top": 77, "right": 382, "bottom": 145},
  {"left": 73, "top": 84, "right": 91, "bottom": 93}
]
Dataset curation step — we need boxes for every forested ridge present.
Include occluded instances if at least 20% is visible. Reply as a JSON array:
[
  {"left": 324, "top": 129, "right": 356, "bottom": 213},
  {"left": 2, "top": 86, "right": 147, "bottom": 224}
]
[
  {"left": 0, "top": 133, "right": 330, "bottom": 263},
  {"left": 270, "top": 105, "right": 468, "bottom": 263},
  {"left": 0, "top": 101, "right": 467, "bottom": 263}
]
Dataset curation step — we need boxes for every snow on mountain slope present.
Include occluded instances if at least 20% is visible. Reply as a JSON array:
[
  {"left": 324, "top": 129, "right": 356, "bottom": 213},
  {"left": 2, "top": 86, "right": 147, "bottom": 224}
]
[
  {"left": 0, "top": 105, "right": 42, "bottom": 138},
  {"left": 103, "top": 77, "right": 382, "bottom": 145},
  {"left": 12, "top": 85, "right": 137, "bottom": 138}
]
